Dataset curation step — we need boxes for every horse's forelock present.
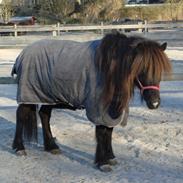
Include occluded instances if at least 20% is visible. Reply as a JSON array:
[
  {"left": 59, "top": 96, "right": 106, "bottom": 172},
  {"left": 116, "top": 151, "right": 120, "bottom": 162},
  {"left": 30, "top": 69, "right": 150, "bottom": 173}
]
[{"left": 132, "top": 41, "right": 172, "bottom": 82}]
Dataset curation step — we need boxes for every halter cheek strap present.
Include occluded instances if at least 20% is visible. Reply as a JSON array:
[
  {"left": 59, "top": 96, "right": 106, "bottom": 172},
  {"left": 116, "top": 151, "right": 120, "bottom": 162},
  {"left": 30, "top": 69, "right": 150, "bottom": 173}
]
[{"left": 137, "top": 78, "right": 160, "bottom": 94}]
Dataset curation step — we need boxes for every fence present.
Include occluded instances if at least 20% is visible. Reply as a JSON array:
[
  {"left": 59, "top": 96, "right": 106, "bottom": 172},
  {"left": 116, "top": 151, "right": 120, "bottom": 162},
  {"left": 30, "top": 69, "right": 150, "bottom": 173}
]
[{"left": 0, "top": 21, "right": 183, "bottom": 37}]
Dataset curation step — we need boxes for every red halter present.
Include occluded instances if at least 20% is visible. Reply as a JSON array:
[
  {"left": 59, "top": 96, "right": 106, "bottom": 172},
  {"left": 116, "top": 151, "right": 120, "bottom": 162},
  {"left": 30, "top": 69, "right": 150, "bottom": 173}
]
[{"left": 137, "top": 78, "right": 160, "bottom": 94}]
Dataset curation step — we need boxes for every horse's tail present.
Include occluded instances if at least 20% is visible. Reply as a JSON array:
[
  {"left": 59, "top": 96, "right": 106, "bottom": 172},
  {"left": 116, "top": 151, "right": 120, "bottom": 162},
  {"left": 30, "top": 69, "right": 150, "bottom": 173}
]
[
  {"left": 11, "top": 64, "right": 18, "bottom": 84},
  {"left": 11, "top": 64, "right": 16, "bottom": 76},
  {"left": 20, "top": 104, "right": 38, "bottom": 142}
]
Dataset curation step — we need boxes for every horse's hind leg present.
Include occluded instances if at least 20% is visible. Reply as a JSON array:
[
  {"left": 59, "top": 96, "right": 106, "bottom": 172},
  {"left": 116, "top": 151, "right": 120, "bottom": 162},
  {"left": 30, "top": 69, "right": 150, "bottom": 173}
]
[
  {"left": 39, "top": 105, "right": 60, "bottom": 154},
  {"left": 12, "top": 104, "right": 26, "bottom": 154},
  {"left": 95, "top": 125, "right": 117, "bottom": 172},
  {"left": 12, "top": 104, "right": 37, "bottom": 155}
]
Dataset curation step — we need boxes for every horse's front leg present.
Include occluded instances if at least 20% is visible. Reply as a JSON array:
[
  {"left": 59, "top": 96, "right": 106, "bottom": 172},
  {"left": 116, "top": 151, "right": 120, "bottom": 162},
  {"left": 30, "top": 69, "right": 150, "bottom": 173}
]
[
  {"left": 39, "top": 105, "right": 60, "bottom": 154},
  {"left": 95, "top": 125, "right": 117, "bottom": 172}
]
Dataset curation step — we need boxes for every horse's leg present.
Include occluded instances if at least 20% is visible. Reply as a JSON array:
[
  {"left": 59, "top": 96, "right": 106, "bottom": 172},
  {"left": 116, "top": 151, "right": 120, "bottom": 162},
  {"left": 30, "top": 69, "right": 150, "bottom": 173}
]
[
  {"left": 39, "top": 105, "right": 60, "bottom": 154},
  {"left": 95, "top": 125, "right": 117, "bottom": 172},
  {"left": 12, "top": 104, "right": 37, "bottom": 155},
  {"left": 12, "top": 104, "right": 26, "bottom": 155}
]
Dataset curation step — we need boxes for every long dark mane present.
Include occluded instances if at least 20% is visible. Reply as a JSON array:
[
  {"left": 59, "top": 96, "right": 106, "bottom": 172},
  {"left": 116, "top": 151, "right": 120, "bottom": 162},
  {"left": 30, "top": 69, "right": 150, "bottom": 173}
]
[{"left": 96, "top": 32, "right": 172, "bottom": 116}]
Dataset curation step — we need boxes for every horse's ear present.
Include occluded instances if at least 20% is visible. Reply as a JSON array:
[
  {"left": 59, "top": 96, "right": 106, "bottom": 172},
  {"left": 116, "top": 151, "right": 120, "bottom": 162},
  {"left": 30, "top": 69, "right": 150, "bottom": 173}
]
[
  {"left": 160, "top": 42, "right": 167, "bottom": 51},
  {"left": 111, "top": 29, "right": 120, "bottom": 35},
  {"left": 132, "top": 42, "right": 142, "bottom": 54}
]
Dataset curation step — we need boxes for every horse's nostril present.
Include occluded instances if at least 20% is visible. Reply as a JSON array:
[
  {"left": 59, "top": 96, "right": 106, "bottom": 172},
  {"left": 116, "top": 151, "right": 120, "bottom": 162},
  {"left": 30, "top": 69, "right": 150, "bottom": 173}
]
[{"left": 152, "top": 102, "right": 159, "bottom": 108}]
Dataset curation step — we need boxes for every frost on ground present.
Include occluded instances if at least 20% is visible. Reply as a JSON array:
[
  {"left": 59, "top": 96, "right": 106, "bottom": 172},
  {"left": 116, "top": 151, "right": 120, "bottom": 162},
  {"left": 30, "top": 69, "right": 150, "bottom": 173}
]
[
  {"left": 0, "top": 82, "right": 183, "bottom": 183},
  {"left": 0, "top": 31, "right": 183, "bottom": 183}
]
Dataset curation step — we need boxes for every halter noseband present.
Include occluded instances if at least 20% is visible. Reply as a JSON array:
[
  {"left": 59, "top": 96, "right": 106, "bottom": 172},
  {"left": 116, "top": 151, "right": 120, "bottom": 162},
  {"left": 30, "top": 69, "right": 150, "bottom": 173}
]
[{"left": 137, "top": 78, "right": 160, "bottom": 94}]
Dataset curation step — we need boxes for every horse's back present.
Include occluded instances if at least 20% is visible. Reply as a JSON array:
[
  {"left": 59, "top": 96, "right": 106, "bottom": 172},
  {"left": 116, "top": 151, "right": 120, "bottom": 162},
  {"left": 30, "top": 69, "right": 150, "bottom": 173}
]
[
  {"left": 17, "top": 39, "right": 92, "bottom": 65},
  {"left": 13, "top": 39, "right": 99, "bottom": 106}
]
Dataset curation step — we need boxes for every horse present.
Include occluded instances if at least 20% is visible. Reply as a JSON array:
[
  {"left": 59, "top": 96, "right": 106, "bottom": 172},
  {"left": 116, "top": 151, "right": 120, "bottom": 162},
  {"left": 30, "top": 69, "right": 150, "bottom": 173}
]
[{"left": 11, "top": 32, "right": 171, "bottom": 172}]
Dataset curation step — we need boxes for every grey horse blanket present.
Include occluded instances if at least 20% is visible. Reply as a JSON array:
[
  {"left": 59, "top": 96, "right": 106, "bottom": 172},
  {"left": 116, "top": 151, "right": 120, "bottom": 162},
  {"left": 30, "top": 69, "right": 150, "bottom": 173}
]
[{"left": 12, "top": 39, "right": 128, "bottom": 127}]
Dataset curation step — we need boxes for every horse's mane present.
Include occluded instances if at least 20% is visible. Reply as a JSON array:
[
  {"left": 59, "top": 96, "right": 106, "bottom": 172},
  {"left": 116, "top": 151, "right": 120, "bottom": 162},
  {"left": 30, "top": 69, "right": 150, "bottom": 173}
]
[{"left": 96, "top": 32, "right": 171, "bottom": 118}]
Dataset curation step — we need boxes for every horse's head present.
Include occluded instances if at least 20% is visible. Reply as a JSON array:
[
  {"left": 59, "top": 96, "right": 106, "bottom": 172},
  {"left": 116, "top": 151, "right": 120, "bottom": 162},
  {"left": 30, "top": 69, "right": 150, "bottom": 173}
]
[
  {"left": 96, "top": 32, "right": 172, "bottom": 119},
  {"left": 132, "top": 41, "right": 171, "bottom": 110}
]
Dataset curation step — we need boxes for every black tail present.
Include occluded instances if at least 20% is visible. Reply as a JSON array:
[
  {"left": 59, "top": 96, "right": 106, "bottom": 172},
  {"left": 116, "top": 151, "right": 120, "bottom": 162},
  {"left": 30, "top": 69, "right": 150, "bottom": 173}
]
[
  {"left": 22, "top": 104, "right": 38, "bottom": 142},
  {"left": 11, "top": 64, "right": 16, "bottom": 77}
]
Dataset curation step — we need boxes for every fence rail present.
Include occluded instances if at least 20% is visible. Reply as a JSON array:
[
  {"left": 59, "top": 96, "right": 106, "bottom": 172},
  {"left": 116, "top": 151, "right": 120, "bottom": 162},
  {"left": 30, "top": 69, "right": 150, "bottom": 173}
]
[{"left": 0, "top": 22, "right": 183, "bottom": 37}]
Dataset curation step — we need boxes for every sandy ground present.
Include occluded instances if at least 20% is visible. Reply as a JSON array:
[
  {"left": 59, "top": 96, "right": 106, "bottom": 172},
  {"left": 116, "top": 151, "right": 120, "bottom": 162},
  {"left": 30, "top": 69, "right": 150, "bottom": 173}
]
[{"left": 0, "top": 31, "right": 183, "bottom": 183}]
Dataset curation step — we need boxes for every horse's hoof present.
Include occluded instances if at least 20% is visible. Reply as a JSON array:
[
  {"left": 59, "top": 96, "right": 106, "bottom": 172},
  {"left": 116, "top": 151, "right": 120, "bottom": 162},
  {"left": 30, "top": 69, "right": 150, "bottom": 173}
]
[
  {"left": 99, "top": 164, "right": 113, "bottom": 172},
  {"left": 16, "top": 150, "right": 27, "bottom": 156},
  {"left": 107, "top": 158, "right": 118, "bottom": 166},
  {"left": 49, "top": 149, "right": 61, "bottom": 155}
]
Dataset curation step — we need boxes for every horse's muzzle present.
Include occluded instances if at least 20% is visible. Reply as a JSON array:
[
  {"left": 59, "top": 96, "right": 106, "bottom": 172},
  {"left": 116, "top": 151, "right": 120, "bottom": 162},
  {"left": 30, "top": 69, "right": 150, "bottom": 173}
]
[
  {"left": 143, "top": 89, "right": 160, "bottom": 110},
  {"left": 146, "top": 100, "right": 160, "bottom": 109}
]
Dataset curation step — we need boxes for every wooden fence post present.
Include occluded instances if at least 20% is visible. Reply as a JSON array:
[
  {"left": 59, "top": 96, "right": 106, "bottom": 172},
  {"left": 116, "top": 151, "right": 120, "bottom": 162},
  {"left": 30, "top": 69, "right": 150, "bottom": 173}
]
[
  {"left": 144, "top": 20, "right": 148, "bottom": 33},
  {"left": 52, "top": 24, "right": 57, "bottom": 36},
  {"left": 101, "top": 22, "right": 104, "bottom": 35},
  {"left": 57, "top": 22, "right": 60, "bottom": 36},
  {"left": 138, "top": 22, "right": 143, "bottom": 33},
  {"left": 14, "top": 24, "right": 17, "bottom": 37}
]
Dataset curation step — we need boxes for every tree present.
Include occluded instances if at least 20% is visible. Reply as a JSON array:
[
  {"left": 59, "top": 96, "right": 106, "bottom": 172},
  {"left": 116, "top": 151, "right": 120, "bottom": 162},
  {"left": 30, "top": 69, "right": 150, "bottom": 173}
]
[
  {"left": 165, "top": 0, "right": 183, "bottom": 20},
  {"left": 0, "top": 0, "right": 13, "bottom": 23},
  {"left": 40, "top": 0, "right": 75, "bottom": 22},
  {"left": 82, "top": 0, "right": 123, "bottom": 23}
]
